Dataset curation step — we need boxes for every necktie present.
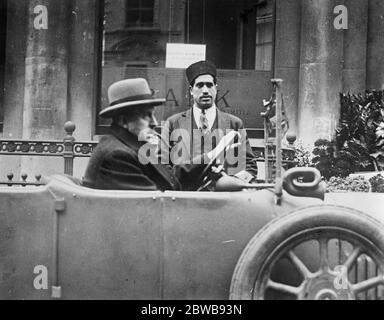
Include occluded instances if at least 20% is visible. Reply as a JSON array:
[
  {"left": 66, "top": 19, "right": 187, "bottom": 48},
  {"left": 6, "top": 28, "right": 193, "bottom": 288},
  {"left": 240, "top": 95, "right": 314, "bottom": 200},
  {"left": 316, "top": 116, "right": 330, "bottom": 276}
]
[{"left": 200, "top": 110, "right": 209, "bottom": 135}]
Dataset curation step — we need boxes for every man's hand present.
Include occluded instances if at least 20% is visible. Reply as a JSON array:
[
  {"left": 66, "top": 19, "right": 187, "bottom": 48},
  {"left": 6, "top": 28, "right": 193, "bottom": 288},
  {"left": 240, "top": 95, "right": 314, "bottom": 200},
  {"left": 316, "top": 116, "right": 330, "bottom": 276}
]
[
  {"left": 234, "top": 170, "right": 256, "bottom": 183},
  {"left": 138, "top": 128, "right": 161, "bottom": 145},
  {"left": 207, "top": 131, "right": 241, "bottom": 161}
]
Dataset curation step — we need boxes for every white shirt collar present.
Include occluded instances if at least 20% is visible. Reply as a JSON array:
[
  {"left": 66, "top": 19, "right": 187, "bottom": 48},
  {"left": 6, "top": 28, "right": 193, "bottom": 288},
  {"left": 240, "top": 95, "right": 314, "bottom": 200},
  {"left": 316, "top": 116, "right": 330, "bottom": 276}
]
[{"left": 193, "top": 105, "right": 217, "bottom": 131}]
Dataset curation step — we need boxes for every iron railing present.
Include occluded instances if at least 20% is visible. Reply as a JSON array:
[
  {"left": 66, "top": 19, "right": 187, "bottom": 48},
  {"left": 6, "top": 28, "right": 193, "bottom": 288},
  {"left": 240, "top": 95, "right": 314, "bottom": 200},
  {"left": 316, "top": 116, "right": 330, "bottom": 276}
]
[
  {"left": 0, "top": 120, "right": 296, "bottom": 186},
  {"left": 0, "top": 121, "right": 98, "bottom": 186}
]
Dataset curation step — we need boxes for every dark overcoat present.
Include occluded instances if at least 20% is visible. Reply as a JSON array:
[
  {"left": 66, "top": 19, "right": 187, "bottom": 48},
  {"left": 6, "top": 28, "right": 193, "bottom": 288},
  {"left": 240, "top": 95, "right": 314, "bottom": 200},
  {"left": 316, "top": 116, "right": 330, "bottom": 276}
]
[{"left": 83, "top": 124, "right": 206, "bottom": 191}]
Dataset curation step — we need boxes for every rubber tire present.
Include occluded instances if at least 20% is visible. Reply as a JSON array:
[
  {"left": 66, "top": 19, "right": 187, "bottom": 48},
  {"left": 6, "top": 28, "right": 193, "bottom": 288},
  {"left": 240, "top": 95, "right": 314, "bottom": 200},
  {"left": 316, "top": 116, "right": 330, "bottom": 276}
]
[{"left": 229, "top": 205, "right": 384, "bottom": 300}]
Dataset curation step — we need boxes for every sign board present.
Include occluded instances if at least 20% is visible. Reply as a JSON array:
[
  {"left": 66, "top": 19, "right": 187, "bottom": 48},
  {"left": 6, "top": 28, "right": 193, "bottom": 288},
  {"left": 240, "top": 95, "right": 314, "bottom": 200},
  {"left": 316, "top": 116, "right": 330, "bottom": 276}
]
[{"left": 165, "top": 43, "right": 206, "bottom": 69}]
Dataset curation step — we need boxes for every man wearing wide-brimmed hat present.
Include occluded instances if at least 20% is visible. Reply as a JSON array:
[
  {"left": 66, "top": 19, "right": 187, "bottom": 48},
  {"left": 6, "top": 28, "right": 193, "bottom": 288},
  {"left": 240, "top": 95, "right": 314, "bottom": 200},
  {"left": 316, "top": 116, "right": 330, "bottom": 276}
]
[
  {"left": 162, "top": 60, "right": 258, "bottom": 181},
  {"left": 83, "top": 78, "right": 237, "bottom": 191}
]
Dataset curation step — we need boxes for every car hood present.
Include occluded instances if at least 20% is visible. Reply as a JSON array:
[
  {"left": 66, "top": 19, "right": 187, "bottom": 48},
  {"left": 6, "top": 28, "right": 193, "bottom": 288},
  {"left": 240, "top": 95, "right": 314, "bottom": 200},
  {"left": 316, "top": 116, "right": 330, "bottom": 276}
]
[{"left": 325, "top": 192, "right": 384, "bottom": 224}]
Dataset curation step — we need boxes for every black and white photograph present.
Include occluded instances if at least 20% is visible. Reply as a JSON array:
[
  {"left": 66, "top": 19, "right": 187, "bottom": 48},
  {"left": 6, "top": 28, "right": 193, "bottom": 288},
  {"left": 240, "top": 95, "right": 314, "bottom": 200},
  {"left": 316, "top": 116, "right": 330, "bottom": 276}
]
[{"left": 0, "top": 0, "right": 384, "bottom": 305}]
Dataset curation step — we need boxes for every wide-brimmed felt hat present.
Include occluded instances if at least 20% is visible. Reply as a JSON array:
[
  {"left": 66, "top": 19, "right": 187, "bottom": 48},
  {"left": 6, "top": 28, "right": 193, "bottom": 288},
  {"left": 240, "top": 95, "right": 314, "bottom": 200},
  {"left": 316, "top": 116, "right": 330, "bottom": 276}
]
[
  {"left": 186, "top": 60, "right": 217, "bottom": 85},
  {"left": 99, "top": 78, "right": 166, "bottom": 118}
]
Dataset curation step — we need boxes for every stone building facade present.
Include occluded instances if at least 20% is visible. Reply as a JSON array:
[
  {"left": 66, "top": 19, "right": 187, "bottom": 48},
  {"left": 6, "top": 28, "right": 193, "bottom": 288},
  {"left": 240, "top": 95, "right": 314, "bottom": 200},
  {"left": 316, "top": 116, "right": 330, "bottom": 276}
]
[{"left": 0, "top": 0, "right": 383, "bottom": 177}]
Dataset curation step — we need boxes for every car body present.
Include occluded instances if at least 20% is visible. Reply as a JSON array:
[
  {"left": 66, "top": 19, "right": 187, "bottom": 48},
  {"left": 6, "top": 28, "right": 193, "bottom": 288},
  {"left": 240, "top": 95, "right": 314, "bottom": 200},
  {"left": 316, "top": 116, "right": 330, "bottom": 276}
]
[{"left": 1, "top": 170, "right": 384, "bottom": 300}]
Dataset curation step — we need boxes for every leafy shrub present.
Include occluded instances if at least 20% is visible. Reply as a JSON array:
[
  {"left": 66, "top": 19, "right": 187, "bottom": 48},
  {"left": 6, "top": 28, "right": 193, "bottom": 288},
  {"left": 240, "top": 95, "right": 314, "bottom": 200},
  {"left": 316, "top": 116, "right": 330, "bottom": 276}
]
[
  {"left": 337, "top": 91, "right": 384, "bottom": 171},
  {"left": 294, "top": 140, "right": 313, "bottom": 167},
  {"left": 372, "top": 123, "right": 384, "bottom": 168},
  {"left": 311, "top": 139, "right": 358, "bottom": 179},
  {"left": 326, "top": 176, "right": 370, "bottom": 193},
  {"left": 369, "top": 174, "right": 384, "bottom": 193},
  {"left": 312, "top": 91, "right": 384, "bottom": 178},
  {"left": 311, "top": 140, "right": 337, "bottom": 179}
]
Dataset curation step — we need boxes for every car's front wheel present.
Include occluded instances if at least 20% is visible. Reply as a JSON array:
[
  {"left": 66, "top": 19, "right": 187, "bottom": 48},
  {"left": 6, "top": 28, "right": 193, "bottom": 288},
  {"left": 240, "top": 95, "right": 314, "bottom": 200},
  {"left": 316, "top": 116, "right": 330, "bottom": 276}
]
[{"left": 229, "top": 205, "right": 384, "bottom": 300}]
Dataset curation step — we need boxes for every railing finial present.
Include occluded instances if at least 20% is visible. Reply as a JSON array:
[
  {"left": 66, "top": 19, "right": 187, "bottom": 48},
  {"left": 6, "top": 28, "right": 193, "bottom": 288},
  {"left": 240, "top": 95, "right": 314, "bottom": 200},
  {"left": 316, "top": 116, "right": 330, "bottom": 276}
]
[
  {"left": 64, "top": 121, "right": 76, "bottom": 141},
  {"left": 63, "top": 121, "right": 76, "bottom": 176},
  {"left": 286, "top": 132, "right": 297, "bottom": 146}
]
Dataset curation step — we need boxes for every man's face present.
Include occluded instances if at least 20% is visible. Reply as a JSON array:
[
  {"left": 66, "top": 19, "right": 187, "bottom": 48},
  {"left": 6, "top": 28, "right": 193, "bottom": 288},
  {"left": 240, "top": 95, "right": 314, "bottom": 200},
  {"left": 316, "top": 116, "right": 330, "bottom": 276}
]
[
  {"left": 190, "top": 74, "right": 217, "bottom": 110},
  {"left": 129, "top": 106, "right": 158, "bottom": 137}
]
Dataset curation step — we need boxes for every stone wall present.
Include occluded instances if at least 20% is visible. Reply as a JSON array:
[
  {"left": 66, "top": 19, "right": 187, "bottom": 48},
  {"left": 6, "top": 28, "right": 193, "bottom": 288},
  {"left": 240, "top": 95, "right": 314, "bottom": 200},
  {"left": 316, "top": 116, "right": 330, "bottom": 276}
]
[
  {"left": 274, "top": 0, "right": 383, "bottom": 146},
  {"left": 1, "top": 0, "right": 384, "bottom": 178},
  {"left": 1, "top": 0, "right": 99, "bottom": 178}
]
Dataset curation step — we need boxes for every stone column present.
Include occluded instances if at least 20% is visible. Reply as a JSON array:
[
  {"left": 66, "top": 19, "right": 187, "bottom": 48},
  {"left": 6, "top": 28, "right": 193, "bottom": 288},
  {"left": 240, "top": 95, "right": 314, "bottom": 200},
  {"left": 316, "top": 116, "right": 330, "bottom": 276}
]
[
  {"left": 366, "top": 0, "right": 384, "bottom": 90},
  {"left": 2, "top": 0, "right": 28, "bottom": 138},
  {"left": 343, "top": 0, "right": 368, "bottom": 93},
  {"left": 274, "top": 0, "right": 302, "bottom": 135},
  {"left": 23, "top": 0, "right": 71, "bottom": 140},
  {"left": 298, "top": 0, "right": 344, "bottom": 145},
  {"left": 21, "top": 0, "right": 71, "bottom": 175},
  {"left": 68, "top": 0, "right": 99, "bottom": 139},
  {"left": 0, "top": 0, "right": 28, "bottom": 177},
  {"left": 67, "top": 0, "right": 100, "bottom": 177}
]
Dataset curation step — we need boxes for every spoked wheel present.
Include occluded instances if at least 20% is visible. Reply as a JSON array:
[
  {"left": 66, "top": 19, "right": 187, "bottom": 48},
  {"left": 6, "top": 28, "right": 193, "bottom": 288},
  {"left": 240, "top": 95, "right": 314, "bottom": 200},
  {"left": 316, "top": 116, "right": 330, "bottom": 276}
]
[{"left": 229, "top": 206, "right": 384, "bottom": 300}]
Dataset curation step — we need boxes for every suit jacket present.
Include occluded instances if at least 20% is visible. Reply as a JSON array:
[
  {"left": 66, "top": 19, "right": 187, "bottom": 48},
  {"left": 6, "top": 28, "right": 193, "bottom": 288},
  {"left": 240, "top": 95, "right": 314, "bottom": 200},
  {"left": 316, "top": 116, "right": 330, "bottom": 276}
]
[
  {"left": 83, "top": 124, "right": 206, "bottom": 191},
  {"left": 162, "top": 108, "right": 258, "bottom": 177}
]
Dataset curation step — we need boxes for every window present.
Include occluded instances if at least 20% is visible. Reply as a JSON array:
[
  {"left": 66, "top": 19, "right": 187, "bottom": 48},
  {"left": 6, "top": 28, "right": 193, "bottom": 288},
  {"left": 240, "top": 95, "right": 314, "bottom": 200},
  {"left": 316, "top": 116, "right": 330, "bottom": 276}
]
[
  {"left": 126, "top": 0, "right": 155, "bottom": 27},
  {"left": 187, "top": 0, "right": 274, "bottom": 70},
  {"left": 0, "top": 0, "right": 7, "bottom": 132},
  {"left": 255, "top": 2, "right": 274, "bottom": 71},
  {"left": 98, "top": 0, "right": 276, "bottom": 133}
]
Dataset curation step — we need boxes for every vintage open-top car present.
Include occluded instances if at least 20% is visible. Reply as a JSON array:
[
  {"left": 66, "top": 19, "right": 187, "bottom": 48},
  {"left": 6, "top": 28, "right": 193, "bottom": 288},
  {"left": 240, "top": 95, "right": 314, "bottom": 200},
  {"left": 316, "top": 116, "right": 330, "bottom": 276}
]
[
  {"left": 1, "top": 168, "right": 384, "bottom": 300},
  {"left": 1, "top": 81, "right": 384, "bottom": 300}
]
